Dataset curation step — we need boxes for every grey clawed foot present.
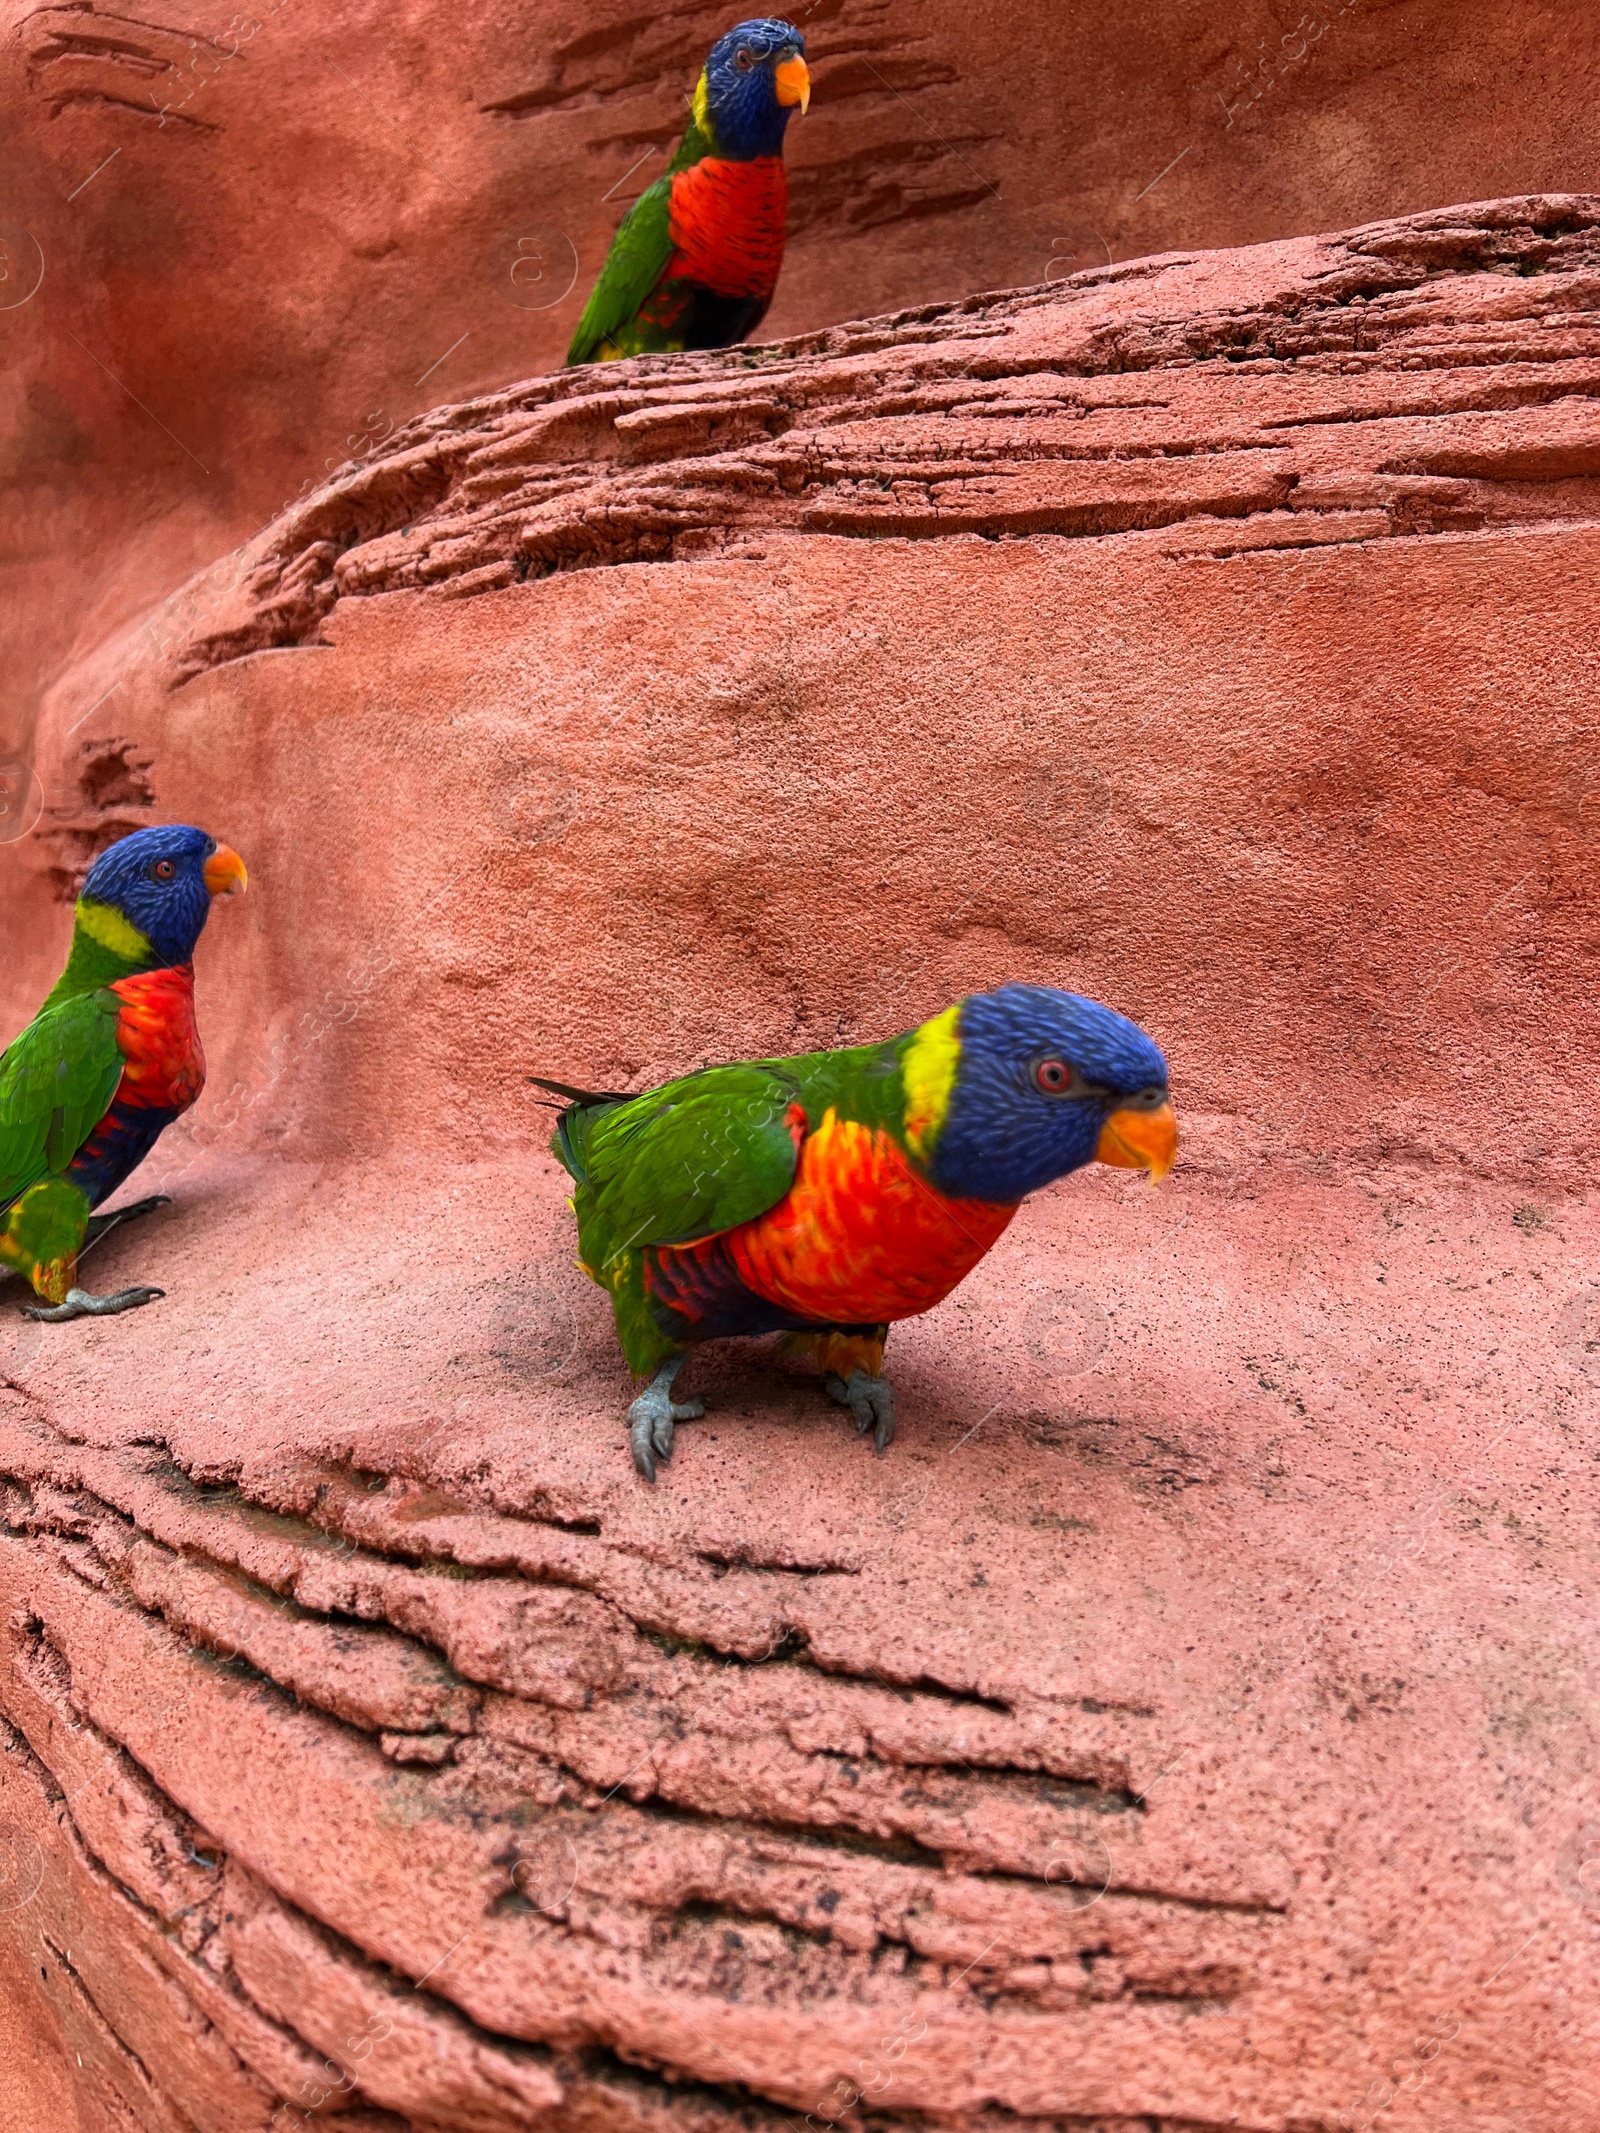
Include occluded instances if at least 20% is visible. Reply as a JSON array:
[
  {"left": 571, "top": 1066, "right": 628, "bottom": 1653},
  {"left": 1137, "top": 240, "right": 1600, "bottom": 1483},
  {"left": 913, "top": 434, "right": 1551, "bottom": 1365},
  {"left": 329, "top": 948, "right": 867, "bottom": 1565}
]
[
  {"left": 825, "top": 1369, "right": 897, "bottom": 1454},
  {"left": 626, "top": 1358, "right": 706, "bottom": 1482},
  {"left": 84, "top": 1195, "right": 172, "bottom": 1244},
  {"left": 23, "top": 1285, "right": 166, "bottom": 1323}
]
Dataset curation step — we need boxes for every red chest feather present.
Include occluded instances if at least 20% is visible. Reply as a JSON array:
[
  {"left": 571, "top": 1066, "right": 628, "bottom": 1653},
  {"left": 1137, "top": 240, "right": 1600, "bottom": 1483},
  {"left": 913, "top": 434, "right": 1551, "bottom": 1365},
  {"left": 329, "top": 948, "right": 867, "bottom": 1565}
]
[
  {"left": 108, "top": 964, "right": 206, "bottom": 1114},
  {"left": 725, "top": 1109, "right": 1016, "bottom": 1326},
  {"left": 668, "top": 156, "right": 787, "bottom": 298}
]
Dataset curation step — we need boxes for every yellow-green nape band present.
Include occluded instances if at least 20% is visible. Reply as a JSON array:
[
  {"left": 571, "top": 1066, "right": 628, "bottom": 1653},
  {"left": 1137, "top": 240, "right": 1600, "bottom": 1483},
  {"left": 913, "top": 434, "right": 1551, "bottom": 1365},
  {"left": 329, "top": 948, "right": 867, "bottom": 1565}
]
[
  {"left": 692, "top": 70, "right": 710, "bottom": 134},
  {"left": 76, "top": 897, "right": 150, "bottom": 962},
  {"left": 903, "top": 1001, "right": 962, "bottom": 1157}
]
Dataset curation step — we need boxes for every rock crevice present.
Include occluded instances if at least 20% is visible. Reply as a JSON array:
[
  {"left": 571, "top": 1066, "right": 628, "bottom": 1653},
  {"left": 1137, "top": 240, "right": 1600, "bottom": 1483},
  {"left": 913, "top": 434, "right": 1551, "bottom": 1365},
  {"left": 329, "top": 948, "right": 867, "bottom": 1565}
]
[{"left": 2, "top": 1402, "right": 1286, "bottom": 2130}]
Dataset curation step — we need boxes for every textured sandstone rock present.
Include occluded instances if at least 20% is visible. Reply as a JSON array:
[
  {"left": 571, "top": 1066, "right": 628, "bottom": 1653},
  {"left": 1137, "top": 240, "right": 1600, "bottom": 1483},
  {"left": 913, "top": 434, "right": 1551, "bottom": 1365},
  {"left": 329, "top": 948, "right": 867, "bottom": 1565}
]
[{"left": 2, "top": 198, "right": 1599, "bottom": 2128}]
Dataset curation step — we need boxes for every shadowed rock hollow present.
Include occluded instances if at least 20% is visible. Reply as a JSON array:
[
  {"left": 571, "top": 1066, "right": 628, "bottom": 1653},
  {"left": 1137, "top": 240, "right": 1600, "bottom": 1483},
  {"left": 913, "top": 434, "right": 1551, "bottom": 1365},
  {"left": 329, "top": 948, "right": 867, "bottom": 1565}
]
[{"left": 1, "top": 197, "right": 1599, "bottom": 2130}]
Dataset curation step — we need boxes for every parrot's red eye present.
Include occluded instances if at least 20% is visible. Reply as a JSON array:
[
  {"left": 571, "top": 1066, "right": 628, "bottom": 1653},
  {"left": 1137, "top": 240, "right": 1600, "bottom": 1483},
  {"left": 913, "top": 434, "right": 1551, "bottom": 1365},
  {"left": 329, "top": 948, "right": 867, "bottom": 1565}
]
[
  {"left": 148, "top": 857, "right": 177, "bottom": 883},
  {"left": 733, "top": 45, "right": 756, "bottom": 69},
  {"left": 1032, "top": 1058, "right": 1074, "bottom": 1095}
]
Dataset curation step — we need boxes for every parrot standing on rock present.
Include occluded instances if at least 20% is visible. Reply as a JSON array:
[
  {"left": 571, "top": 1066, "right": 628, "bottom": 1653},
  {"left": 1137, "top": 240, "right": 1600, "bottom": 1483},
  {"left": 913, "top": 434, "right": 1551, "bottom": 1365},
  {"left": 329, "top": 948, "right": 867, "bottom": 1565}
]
[
  {"left": 0, "top": 824, "right": 247, "bottom": 1322},
  {"left": 565, "top": 17, "right": 810, "bottom": 365},
  {"left": 532, "top": 984, "right": 1178, "bottom": 1480}
]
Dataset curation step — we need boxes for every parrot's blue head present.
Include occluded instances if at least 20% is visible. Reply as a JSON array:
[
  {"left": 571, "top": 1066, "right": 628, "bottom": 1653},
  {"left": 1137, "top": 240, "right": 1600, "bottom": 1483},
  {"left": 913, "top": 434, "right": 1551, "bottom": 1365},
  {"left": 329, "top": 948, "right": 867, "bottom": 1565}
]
[
  {"left": 906, "top": 982, "right": 1176, "bottom": 1204},
  {"left": 701, "top": 18, "right": 809, "bottom": 159},
  {"left": 79, "top": 824, "right": 248, "bottom": 969}
]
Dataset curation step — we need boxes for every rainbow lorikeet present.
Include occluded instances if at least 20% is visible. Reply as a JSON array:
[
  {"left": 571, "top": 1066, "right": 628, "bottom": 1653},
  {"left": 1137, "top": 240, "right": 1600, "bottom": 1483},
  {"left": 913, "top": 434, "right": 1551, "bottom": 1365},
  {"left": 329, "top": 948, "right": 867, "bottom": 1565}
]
[
  {"left": 533, "top": 984, "right": 1178, "bottom": 1479},
  {"left": 0, "top": 824, "right": 246, "bottom": 1323},
  {"left": 565, "top": 17, "right": 810, "bottom": 366}
]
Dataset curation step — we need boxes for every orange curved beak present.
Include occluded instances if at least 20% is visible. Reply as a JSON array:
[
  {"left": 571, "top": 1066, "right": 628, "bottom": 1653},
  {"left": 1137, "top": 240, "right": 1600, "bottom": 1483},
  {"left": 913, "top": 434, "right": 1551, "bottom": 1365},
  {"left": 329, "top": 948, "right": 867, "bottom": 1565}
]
[
  {"left": 1096, "top": 1099, "right": 1177, "bottom": 1183},
  {"left": 204, "top": 843, "right": 248, "bottom": 897},
  {"left": 775, "top": 54, "right": 810, "bottom": 112}
]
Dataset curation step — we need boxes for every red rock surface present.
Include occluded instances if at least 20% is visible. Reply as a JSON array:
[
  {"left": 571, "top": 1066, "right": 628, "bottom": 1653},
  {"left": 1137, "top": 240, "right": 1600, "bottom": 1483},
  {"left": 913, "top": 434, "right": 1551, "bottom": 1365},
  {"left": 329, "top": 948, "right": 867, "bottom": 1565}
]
[{"left": 3, "top": 197, "right": 1600, "bottom": 2128}]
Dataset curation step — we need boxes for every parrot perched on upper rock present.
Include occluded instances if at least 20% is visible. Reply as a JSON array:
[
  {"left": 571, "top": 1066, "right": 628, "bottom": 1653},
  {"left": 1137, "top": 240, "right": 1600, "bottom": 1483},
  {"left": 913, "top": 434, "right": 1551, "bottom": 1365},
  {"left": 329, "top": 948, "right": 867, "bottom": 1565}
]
[
  {"left": 532, "top": 983, "right": 1178, "bottom": 1480},
  {"left": 0, "top": 824, "right": 246, "bottom": 1323},
  {"left": 565, "top": 17, "right": 810, "bottom": 366}
]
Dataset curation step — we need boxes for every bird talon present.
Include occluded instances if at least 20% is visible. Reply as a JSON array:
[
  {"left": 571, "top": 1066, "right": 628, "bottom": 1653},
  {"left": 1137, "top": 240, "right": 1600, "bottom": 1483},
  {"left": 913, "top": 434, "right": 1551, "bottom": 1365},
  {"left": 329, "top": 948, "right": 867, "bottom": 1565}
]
[
  {"left": 826, "top": 1369, "right": 896, "bottom": 1454},
  {"left": 626, "top": 1360, "right": 702, "bottom": 1481},
  {"left": 626, "top": 1401, "right": 669, "bottom": 1477},
  {"left": 23, "top": 1284, "right": 166, "bottom": 1323}
]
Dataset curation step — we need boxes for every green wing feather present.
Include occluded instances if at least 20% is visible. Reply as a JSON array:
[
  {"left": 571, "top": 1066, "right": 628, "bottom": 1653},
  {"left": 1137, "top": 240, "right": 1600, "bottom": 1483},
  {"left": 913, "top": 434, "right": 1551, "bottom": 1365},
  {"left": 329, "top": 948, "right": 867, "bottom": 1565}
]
[
  {"left": 565, "top": 176, "right": 676, "bottom": 367},
  {"left": 0, "top": 992, "right": 124, "bottom": 1214},
  {"left": 552, "top": 1064, "right": 803, "bottom": 1266}
]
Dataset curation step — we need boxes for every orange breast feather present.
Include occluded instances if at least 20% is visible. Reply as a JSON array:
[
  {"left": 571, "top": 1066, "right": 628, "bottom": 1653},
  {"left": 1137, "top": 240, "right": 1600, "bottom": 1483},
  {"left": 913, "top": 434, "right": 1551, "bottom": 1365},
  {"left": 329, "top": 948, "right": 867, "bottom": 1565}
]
[
  {"left": 108, "top": 965, "right": 206, "bottom": 1113},
  {"left": 726, "top": 1109, "right": 1016, "bottom": 1326},
  {"left": 667, "top": 156, "right": 787, "bottom": 298}
]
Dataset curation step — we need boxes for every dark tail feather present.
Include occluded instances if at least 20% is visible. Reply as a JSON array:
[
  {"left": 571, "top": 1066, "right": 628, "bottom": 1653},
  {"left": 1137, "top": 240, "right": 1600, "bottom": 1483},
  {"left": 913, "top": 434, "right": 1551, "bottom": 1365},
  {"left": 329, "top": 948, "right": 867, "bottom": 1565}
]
[
  {"left": 526, "top": 1074, "right": 629, "bottom": 1106},
  {"left": 528, "top": 1073, "right": 630, "bottom": 1184}
]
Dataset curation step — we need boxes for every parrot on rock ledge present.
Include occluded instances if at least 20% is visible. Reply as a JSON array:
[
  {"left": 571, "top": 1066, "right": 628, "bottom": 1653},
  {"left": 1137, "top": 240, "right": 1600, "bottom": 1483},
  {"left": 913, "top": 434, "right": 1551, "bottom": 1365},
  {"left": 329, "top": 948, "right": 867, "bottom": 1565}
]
[
  {"left": 0, "top": 824, "right": 246, "bottom": 1323},
  {"left": 532, "top": 984, "right": 1178, "bottom": 1480},
  {"left": 566, "top": 17, "right": 810, "bottom": 365}
]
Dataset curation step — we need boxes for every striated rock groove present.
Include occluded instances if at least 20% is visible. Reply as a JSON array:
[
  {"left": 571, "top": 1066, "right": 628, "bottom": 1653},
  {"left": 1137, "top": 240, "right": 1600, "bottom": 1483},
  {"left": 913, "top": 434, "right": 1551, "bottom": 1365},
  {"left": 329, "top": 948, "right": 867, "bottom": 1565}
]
[{"left": 1, "top": 1397, "right": 1283, "bottom": 2125}]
